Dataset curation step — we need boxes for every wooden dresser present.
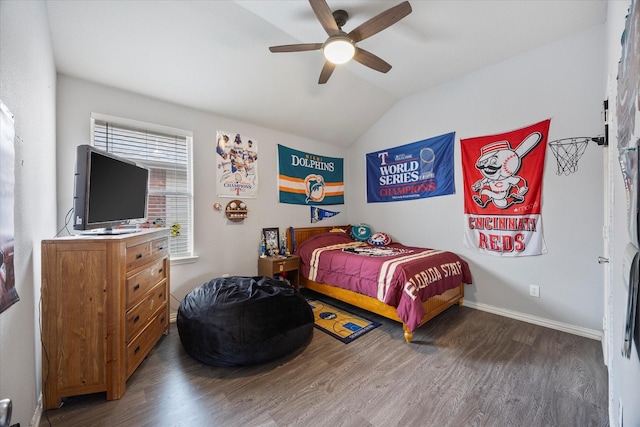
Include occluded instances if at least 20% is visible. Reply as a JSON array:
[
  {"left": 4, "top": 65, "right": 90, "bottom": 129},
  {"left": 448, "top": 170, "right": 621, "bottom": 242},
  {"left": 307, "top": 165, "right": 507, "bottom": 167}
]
[{"left": 41, "top": 228, "right": 170, "bottom": 410}]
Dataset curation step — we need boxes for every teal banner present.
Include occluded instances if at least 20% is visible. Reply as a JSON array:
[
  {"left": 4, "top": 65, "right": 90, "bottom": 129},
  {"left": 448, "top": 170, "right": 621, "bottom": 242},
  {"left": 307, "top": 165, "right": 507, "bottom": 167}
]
[{"left": 278, "top": 145, "right": 344, "bottom": 205}]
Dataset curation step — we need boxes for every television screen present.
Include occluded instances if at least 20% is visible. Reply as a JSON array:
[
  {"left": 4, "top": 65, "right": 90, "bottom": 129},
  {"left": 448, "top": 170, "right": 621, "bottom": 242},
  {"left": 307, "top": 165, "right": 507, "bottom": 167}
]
[{"left": 73, "top": 145, "right": 149, "bottom": 233}]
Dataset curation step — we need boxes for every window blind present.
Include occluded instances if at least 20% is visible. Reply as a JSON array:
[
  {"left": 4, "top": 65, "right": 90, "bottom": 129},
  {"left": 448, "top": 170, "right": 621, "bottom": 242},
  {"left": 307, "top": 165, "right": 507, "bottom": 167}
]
[{"left": 92, "top": 117, "right": 193, "bottom": 258}]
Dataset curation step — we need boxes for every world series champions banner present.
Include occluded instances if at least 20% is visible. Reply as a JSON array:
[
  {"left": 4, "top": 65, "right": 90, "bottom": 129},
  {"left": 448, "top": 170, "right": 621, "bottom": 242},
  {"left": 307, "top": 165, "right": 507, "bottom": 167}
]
[
  {"left": 366, "top": 132, "right": 456, "bottom": 203},
  {"left": 461, "top": 119, "right": 550, "bottom": 256},
  {"left": 278, "top": 145, "right": 344, "bottom": 205}
]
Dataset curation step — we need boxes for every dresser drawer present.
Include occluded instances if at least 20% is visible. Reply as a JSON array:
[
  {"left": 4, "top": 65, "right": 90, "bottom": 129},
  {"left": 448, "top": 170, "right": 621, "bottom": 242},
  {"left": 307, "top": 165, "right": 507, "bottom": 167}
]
[
  {"left": 126, "top": 309, "right": 168, "bottom": 378},
  {"left": 151, "top": 237, "right": 169, "bottom": 258},
  {"left": 126, "top": 237, "right": 169, "bottom": 271},
  {"left": 273, "top": 257, "right": 298, "bottom": 272},
  {"left": 126, "top": 258, "right": 167, "bottom": 307},
  {"left": 126, "top": 282, "right": 167, "bottom": 342}
]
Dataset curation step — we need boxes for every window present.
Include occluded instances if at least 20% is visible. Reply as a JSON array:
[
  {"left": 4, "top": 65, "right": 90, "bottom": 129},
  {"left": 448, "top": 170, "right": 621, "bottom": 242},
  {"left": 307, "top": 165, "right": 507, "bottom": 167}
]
[{"left": 91, "top": 113, "right": 194, "bottom": 259}]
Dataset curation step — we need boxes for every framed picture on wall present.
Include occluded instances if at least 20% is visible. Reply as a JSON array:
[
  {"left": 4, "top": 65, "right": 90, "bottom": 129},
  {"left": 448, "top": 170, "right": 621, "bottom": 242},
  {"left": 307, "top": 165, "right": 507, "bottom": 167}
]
[{"left": 262, "top": 227, "right": 279, "bottom": 256}]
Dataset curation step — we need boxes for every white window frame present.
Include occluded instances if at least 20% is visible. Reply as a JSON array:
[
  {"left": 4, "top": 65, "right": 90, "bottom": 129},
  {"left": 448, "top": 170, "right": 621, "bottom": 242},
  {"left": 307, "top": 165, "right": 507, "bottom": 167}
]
[{"left": 90, "top": 113, "right": 196, "bottom": 262}]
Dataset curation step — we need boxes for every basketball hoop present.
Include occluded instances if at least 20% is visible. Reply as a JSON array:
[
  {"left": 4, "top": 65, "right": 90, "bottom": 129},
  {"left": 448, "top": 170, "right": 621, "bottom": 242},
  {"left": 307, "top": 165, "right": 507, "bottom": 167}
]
[{"left": 548, "top": 137, "right": 589, "bottom": 175}]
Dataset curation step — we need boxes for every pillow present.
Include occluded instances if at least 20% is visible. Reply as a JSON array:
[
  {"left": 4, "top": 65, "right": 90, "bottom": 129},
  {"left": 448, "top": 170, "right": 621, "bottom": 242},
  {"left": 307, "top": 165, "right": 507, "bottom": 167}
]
[
  {"left": 294, "top": 232, "right": 354, "bottom": 259},
  {"left": 350, "top": 223, "right": 372, "bottom": 242},
  {"left": 368, "top": 232, "right": 391, "bottom": 246},
  {"left": 330, "top": 228, "right": 347, "bottom": 233}
]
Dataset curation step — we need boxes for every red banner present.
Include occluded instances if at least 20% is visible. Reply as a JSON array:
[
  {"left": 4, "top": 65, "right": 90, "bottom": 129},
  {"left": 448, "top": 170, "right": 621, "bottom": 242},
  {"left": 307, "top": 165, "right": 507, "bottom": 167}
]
[{"left": 461, "top": 119, "right": 550, "bottom": 256}]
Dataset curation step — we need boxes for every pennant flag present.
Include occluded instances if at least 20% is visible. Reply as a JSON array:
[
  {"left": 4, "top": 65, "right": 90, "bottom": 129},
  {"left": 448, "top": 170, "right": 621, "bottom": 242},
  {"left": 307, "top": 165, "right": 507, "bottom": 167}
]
[
  {"left": 278, "top": 145, "right": 344, "bottom": 205},
  {"left": 366, "top": 132, "right": 456, "bottom": 203},
  {"left": 311, "top": 206, "right": 340, "bottom": 223},
  {"left": 461, "top": 119, "right": 550, "bottom": 256}
]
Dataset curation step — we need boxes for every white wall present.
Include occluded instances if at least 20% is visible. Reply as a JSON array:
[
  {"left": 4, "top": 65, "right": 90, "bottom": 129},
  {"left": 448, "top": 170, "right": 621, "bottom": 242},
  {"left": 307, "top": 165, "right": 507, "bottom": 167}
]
[
  {"left": 0, "top": 0, "right": 57, "bottom": 425},
  {"left": 2, "top": 2, "right": 631, "bottom": 425},
  {"left": 347, "top": 25, "right": 606, "bottom": 334},
  {"left": 606, "top": 0, "right": 640, "bottom": 425},
  {"left": 56, "top": 75, "right": 347, "bottom": 307}
]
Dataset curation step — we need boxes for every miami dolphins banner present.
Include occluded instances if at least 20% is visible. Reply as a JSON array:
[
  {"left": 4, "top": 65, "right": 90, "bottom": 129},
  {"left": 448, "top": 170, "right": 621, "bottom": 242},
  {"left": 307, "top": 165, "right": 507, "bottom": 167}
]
[
  {"left": 461, "top": 119, "right": 550, "bottom": 256},
  {"left": 278, "top": 145, "right": 344, "bottom": 205},
  {"left": 366, "top": 132, "right": 456, "bottom": 203}
]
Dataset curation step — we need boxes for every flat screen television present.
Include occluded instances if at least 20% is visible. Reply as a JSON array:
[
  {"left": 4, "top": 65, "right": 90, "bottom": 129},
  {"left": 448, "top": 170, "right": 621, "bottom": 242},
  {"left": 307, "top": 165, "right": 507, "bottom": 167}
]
[{"left": 73, "top": 144, "right": 149, "bottom": 234}]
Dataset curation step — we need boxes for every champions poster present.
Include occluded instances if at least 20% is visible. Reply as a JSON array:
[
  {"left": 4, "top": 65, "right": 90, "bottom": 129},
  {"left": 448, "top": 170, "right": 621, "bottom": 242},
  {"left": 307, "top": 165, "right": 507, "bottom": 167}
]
[
  {"left": 215, "top": 131, "right": 258, "bottom": 198},
  {"left": 278, "top": 145, "right": 344, "bottom": 205},
  {"left": 366, "top": 132, "right": 456, "bottom": 203},
  {"left": 461, "top": 119, "right": 550, "bottom": 256}
]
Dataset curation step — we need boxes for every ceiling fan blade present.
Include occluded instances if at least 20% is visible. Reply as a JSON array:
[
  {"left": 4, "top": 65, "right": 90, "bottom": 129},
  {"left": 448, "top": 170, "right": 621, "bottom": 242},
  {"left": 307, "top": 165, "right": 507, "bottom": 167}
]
[
  {"left": 309, "top": 0, "right": 340, "bottom": 36},
  {"left": 348, "top": 1, "right": 412, "bottom": 43},
  {"left": 353, "top": 48, "right": 392, "bottom": 73},
  {"left": 318, "top": 61, "right": 336, "bottom": 84},
  {"left": 269, "top": 43, "right": 323, "bottom": 53}
]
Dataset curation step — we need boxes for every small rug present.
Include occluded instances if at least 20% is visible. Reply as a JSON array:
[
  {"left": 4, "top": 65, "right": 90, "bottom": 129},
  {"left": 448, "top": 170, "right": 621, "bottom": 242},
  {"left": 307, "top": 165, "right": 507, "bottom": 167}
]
[{"left": 306, "top": 298, "right": 381, "bottom": 344}]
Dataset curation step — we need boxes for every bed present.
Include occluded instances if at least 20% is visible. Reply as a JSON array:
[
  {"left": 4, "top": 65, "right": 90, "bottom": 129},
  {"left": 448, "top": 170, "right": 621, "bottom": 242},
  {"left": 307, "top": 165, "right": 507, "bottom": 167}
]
[{"left": 286, "top": 225, "right": 472, "bottom": 343}]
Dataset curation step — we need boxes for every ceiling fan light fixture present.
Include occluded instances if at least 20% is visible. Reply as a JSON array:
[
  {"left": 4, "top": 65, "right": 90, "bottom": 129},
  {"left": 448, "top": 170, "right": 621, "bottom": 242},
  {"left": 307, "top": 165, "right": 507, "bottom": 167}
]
[{"left": 322, "top": 36, "right": 356, "bottom": 64}]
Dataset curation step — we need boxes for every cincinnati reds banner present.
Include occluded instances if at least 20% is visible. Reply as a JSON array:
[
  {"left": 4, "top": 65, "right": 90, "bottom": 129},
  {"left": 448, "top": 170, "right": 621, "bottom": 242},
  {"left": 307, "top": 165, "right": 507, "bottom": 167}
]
[
  {"left": 366, "top": 132, "right": 456, "bottom": 203},
  {"left": 461, "top": 119, "right": 550, "bottom": 256},
  {"left": 278, "top": 145, "right": 344, "bottom": 205}
]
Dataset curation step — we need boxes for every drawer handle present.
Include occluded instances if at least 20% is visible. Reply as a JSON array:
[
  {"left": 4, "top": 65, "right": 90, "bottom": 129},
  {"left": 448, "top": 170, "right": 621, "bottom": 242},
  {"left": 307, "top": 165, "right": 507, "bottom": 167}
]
[
  {"left": 158, "top": 245, "right": 164, "bottom": 250},
  {"left": 158, "top": 268, "right": 163, "bottom": 273},
  {"left": 136, "top": 253, "right": 143, "bottom": 260},
  {"left": 159, "top": 292, "right": 164, "bottom": 298},
  {"left": 160, "top": 316, "right": 165, "bottom": 324},
  {"left": 133, "top": 315, "right": 140, "bottom": 324},
  {"left": 133, "top": 284, "right": 140, "bottom": 291},
  {"left": 134, "top": 345, "right": 141, "bottom": 355}
]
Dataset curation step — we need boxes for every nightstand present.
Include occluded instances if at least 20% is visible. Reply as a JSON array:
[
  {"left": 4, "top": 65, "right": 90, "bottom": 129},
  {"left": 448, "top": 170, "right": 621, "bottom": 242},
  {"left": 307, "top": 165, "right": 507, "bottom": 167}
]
[{"left": 258, "top": 255, "right": 300, "bottom": 289}]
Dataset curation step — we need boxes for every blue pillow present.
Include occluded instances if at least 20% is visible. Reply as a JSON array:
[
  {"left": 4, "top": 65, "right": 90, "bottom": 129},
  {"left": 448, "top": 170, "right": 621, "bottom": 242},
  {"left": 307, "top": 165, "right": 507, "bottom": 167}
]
[{"left": 350, "top": 224, "right": 372, "bottom": 242}]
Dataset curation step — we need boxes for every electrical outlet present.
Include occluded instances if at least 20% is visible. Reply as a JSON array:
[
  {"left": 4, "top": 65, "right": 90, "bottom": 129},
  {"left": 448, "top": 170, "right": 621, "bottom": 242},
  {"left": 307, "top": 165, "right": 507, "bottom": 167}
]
[{"left": 529, "top": 284, "right": 540, "bottom": 298}]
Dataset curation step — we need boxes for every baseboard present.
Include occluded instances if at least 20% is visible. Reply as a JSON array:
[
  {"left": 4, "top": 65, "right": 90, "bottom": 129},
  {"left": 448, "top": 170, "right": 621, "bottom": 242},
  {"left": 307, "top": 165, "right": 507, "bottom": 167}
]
[
  {"left": 170, "top": 312, "right": 177, "bottom": 324},
  {"left": 462, "top": 300, "right": 603, "bottom": 341},
  {"left": 31, "top": 394, "right": 42, "bottom": 427}
]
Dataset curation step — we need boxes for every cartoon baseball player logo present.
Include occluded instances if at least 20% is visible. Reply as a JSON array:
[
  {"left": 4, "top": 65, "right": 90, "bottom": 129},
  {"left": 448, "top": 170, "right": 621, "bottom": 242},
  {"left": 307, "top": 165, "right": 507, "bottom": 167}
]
[{"left": 471, "top": 132, "right": 542, "bottom": 209}]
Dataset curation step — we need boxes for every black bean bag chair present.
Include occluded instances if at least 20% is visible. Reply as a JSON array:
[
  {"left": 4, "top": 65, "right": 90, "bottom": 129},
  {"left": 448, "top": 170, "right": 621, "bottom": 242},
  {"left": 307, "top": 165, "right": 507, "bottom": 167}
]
[{"left": 177, "top": 276, "right": 314, "bottom": 367}]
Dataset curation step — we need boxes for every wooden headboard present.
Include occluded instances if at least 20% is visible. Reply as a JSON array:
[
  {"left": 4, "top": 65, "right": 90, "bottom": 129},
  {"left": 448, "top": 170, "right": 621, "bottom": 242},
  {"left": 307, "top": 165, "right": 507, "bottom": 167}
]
[{"left": 286, "top": 225, "right": 351, "bottom": 254}]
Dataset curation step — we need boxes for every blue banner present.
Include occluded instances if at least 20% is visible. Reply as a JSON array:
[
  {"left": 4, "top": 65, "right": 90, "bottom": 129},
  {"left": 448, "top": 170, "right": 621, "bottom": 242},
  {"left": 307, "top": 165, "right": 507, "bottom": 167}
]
[
  {"left": 278, "top": 145, "right": 344, "bottom": 205},
  {"left": 311, "top": 206, "right": 340, "bottom": 223},
  {"left": 366, "top": 133, "right": 456, "bottom": 203}
]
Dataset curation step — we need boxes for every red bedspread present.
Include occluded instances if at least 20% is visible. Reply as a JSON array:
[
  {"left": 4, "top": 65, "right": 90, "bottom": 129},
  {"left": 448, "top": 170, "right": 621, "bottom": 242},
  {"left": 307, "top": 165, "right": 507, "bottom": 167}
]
[{"left": 295, "top": 232, "right": 472, "bottom": 332}]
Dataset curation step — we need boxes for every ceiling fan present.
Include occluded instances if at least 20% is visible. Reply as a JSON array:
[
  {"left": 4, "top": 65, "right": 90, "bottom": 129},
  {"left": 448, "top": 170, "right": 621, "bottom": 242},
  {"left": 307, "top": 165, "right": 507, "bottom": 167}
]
[{"left": 269, "top": 0, "right": 412, "bottom": 84}]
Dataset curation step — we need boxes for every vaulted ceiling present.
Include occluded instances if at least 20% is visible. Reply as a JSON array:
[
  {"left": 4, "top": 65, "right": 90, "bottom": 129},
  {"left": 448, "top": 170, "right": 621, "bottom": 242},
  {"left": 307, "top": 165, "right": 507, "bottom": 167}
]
[{"left": 46, "top": 0, "right": 607, "bottom": 146}]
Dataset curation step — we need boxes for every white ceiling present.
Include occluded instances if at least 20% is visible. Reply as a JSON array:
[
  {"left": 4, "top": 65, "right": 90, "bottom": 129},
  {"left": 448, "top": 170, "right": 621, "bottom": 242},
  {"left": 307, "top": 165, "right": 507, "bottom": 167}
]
[{"left": 46, "top": 0, "right": 607, "bottom": 146}]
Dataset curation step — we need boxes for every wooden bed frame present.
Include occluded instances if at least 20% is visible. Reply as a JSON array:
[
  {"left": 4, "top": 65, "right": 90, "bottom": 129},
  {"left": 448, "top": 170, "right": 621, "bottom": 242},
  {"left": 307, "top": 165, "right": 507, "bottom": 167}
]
[{"left": 286, "top": 225, "right": 464, "bottom": 343}]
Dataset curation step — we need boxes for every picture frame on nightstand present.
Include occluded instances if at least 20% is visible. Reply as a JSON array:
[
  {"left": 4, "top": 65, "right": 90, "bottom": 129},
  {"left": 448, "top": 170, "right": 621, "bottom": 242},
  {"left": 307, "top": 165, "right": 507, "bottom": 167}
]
[{"left": 262, "top": 227, "right": 279, "bottom": 256}]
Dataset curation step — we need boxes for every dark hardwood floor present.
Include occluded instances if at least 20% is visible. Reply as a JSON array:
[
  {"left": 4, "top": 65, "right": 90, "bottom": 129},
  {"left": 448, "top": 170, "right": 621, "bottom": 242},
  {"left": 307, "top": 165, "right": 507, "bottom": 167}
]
[{"left": 40, "top": 292, "right": 609, "bottom": 427}]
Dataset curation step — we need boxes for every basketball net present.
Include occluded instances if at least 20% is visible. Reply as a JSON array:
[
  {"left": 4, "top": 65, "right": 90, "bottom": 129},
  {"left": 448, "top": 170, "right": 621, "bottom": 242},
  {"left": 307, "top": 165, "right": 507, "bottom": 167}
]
[{"left": 548, "top": 137, "right": 589, "bottom": 175}]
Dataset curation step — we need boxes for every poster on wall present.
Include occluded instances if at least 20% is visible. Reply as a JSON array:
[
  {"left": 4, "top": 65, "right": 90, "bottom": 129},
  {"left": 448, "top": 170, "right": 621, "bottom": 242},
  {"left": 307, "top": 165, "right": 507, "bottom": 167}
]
[
  {"left": 278, "top": 145, "right": 344, "bottom": 205},
  {"left": 616, "top": 0, "right": 640, "bottom": 248},
  {"left": 365, "top": 132, "right": 456, "bottom": 203},
  {"left": 215, "top": 131, "right": 258, "bottom": 198},
  {"left": 616, "top": 0, "right": 639, "bottom": 150},
  {"left": 0, "top": 100, "right": 19, "bottom": 313},
  {"left": 461, "top": 119, "right": 550, "bottom": 257}
]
